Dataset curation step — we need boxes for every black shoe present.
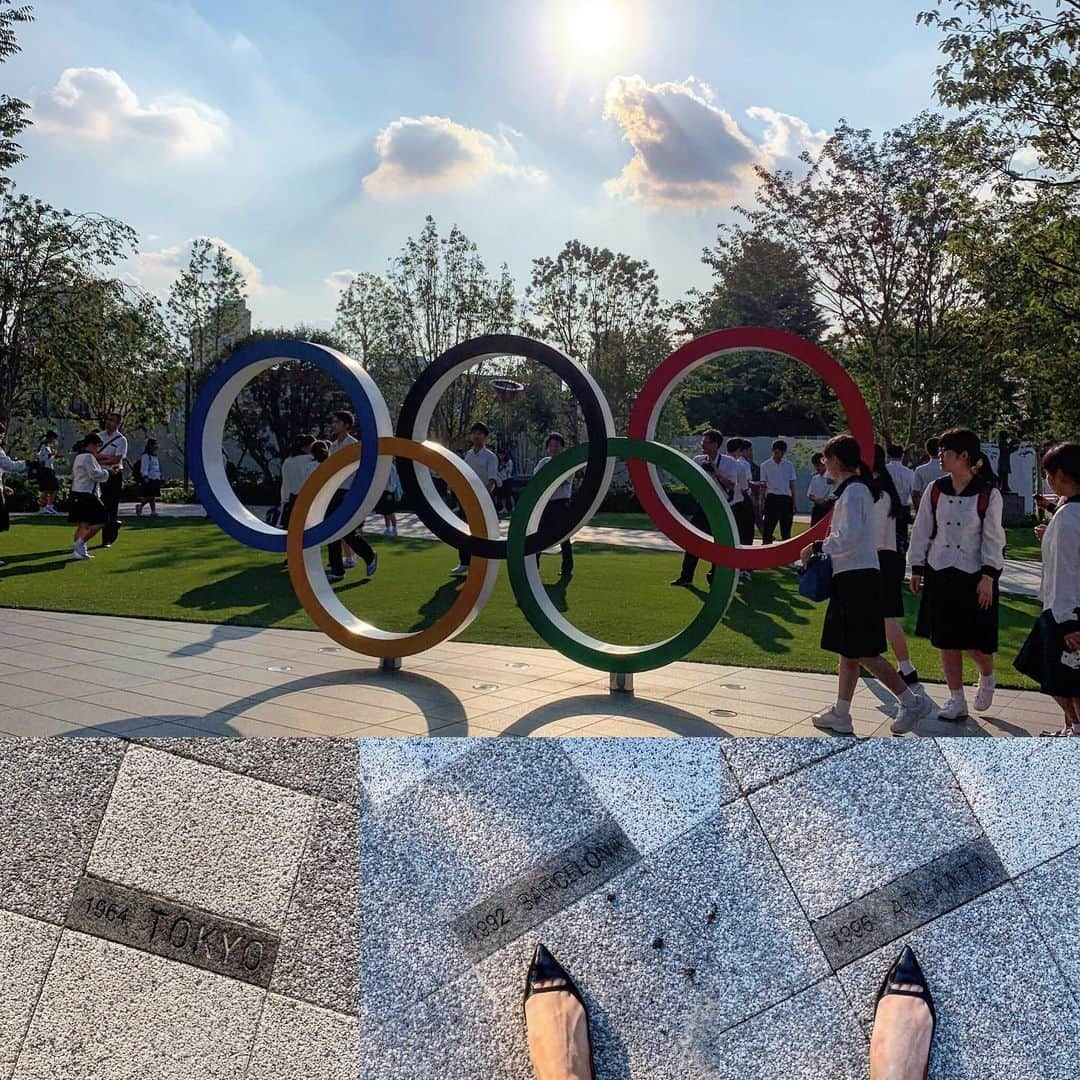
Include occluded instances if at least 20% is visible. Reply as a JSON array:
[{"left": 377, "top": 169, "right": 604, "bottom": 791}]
[
  {"left": 670, "top": 578, "right": 692, "bottom": 587},
  {"left": 899, "top": 668, "right": 922, "bottom": 687},
  {"left": 560, "top": 566, "right": 573, "bottom": 579},
  {"left": 874, "top": 945, "right": 936, "bottom": 1080},
  {"left": 523, "top": 943, "right": 595, "bottom": 1080}
]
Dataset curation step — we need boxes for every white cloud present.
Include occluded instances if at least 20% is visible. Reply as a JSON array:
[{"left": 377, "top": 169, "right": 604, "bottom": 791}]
[
  {"left": 324, "top": 269, "right": 358, "bottom": 292},
  {"left": 33, "top": 67, "right": 229, "bottom": 158},
  {"left": 602, "top": 75, "right": 828, "bottom": 209},
  {"left": 136, "top": 237, "right": 272, "bottom": 297},
  {"left": 362, "top": 114, "right": 547, "bottom": 198}
]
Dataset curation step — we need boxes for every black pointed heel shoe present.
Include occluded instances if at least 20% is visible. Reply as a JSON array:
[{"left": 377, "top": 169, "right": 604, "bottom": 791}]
[
  {"left": 874, "top": 945, "right": 937, "bottom": 1080},
  {"left": 523, "top": 943, "right": 596, "bottom": 1080}
]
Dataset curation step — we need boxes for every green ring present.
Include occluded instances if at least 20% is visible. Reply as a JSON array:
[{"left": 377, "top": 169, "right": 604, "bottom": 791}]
[{"left": 506, "top": 436, "right": 738, "bottom": 673}]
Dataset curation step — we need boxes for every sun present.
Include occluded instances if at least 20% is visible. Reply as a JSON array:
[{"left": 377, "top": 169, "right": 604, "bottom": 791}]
[{"left": 563, "top": 0, "right": 626, "bottom": 59}]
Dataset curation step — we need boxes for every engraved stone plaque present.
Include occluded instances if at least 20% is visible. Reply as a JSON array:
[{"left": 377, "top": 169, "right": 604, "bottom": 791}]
[
  {"left": 451, "top": 818, "right": 641, "bottom": 963},
  {"left": 67, "top": 875, "right": 279, "bottom": 988},
  {"left": 812, "top": 836, "right": 1007, "bottom": 969}
]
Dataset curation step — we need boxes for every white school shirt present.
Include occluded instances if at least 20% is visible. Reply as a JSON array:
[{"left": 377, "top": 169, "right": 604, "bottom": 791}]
[
  {"left": 463, "top": 446, "right": 499, "bottom": 490},
  {"left": 735, "top": 457, "right": 753, "bottom": 501},
  {"left": 693, "top": 452, "right": 739, "bottom": 501},
  {"left": 496, "top": 458, "right": 514, "bottom": 484},
  {"left": 0, "top": 446, "right": 25, "bottom": 482},
  {"left": 907, "top": 478, "right": 1006, "bottom": 578},
  {"left": 37, "top": 446, "right": 57, "bottom": 472},
  {"left": 761, "top": 457, "right": 796, "bottom": 497},
  {"left": 911, "top": 459, "right": 944, "bottom": 497},
  {"left": 873, "top": 490, "right": 898, "bottom": 553},
  {"left": 886, "top": 460, "right": 915, "bottom": 506},
  {"left": 139, "top": 454, "right": 161, "bottom": 480},
  {"left": 385, "top": 461, "right": 399, "bottom": 494},
  {"left": 1040, "top": 499, "right": 1080, "bottom": 626},
  {"left": 816, "top": 479, "right": 880, "bottom": 574},
  {"left": 533, "top": 456, "right": 574, "bottom": 501},
  {"left": 330, "top": 434, "right": 358, "bottom": 489},
  {"left": 71, "top": 452, "right": 109, "bottom": 495},
  {"left": 96, "top": 430, "right": 128, "bottom": 467},
  {"left": 280, "top": 454, "right": 313, "bottom": 502},
  {"left": 807, "top": 474, "right": 833, "bottom": 504}
]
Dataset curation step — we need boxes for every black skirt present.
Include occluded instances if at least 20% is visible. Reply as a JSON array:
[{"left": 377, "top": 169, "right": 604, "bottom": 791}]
[
  {"left": 821, "top": 567, "right": 887, "bottom": 659},
  {"left": 68, "top": 491, "right": 107, "bottom": 525},
  {"left": 38, "top": 469, "right": 59, "bottom": 493},
  {"left": 1014, "top": 611, "right": 1080, "bottom": 698},
  {"left": 915, "top": 566, "right": 999, "bottom": 653},
  {"left": 375, "top": 490, "right": 397, "bottom": 515},
  {"left": 878, "top": 549, "right": 905, "bottom": 619},
  {"left": 140, "top": 478, "right": 162, "bottom": 499}
]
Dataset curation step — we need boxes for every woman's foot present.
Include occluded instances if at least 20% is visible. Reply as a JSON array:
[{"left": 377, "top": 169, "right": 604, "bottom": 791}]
[
  {"left": 524, "top": 944, "right": 593, "bottom": 1080},
  {"left": 870, "top": 947, "right": 934, "bottom": 1080}
]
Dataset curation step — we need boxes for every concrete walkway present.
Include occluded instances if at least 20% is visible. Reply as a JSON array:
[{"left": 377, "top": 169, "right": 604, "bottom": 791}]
[
  {"left": 362, "top": 737, "right": 1080, "bottom": 1079},
  {"left": 0, "top": 609, "right": 1063, "bottom": 739}
]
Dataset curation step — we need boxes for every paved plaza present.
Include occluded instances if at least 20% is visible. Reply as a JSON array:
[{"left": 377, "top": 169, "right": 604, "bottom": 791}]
[
  {"left": 0, "top": 607, "right": 1062, "bottom": 738},
  {"left": 361, "top": 737, "right": 1080, "bottom": 1079}
]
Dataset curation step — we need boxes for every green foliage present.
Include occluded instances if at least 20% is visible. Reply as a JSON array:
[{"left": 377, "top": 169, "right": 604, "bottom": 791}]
[{"left": 0, "top": 2, "right": 32, "bottom": 189}]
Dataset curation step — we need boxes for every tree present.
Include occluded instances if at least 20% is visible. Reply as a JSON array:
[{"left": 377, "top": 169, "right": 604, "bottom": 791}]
[
  {"left": 524, "top": 239, "right": 671, "bottom": 434},
  {"left": 0, "top": 192, "right": 137, "bottom": 419},
  {"left": 166, "top": 238, "right": 248, "bottom": 483},
  {"left": 919, "top": 0, "right": 1080, "bottom": 188},
  {"left": 743, "top": 114, "right": 982, "bottom": 444},
  {"left": 0, "top": 2, "right": 33, "bottom": 190}
]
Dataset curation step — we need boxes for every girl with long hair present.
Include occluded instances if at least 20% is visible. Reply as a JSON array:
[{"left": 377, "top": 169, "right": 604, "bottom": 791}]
[{"left": 908, "top": 428, "right": 1006, "bottom": 721}]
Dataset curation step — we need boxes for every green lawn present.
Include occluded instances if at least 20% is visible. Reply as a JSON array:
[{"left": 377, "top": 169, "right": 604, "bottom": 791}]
[{"left": 0, "top": 517, "right": 1042, "bottom": 689}]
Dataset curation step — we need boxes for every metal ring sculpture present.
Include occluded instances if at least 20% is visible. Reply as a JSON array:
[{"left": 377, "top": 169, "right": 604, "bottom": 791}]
[{"left": 191, "top": 329, "right": 874, "bottom": 673}]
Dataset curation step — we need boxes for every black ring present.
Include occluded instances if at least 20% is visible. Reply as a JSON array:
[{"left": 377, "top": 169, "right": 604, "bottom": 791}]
[{"left": 395, "top": 333, "right": 614, "bottom": 559}]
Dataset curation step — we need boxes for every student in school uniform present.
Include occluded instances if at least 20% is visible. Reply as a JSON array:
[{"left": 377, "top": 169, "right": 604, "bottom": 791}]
[
  {"left": 760, "top": 439, "right": 797, "bottom": 543},
  {"left": 886, "top": 444, "right": 915, "bottom": 553},
  {"left": 278, "top": 434, "right": 316, "bottom": 534},
  {"left": 36, "top": 430, "right": 61, "bottom": 515},
  {"left": 807, "top": 452, "right": 835, "bottom": 525},
  {"left": 728, "top": 439, "right": 756, "bottom": 583},
  {"left": 910, "top": 437, "right": 945, "bottom": 513},
  {"left": 908, "top": 428, "right": 1006, "bottom": 722},
  {"left": 450, "top": 423, "right": 499, "bottom": 576},
  {"left": 376, "top": 460, "right": 400, "bottom": 536},
  {"left": 495, "top": 449, "right": 515, "bottom": 516},
  {"left": 134, "top": 439, "right": 162, "bottom": 517},
  {"left": 532, "top": 432, "right": 577, "bottom": 580},
  {"left": 95, "top": 411, "right": 128, "bottom": 548},
  {"left": 873, "top": 444, "right": 929, "bottom": 702},
  {"left": 0, "top": 421, "right": 27, "bottom": 566},
  {"left": 800, "top": 434, "right": 935, "bottom": 736},
  {"left": 68, "top": 432, "right": 110, "bottom": 560},
  {"left": 1015, "top": 442, "right": 1080, "bottom": 736},
  {"left": 325, "top": 411, "right": 378, "bottom": 583},
  {"left": 670, "top": 429, "right": 735, "bottom": 588}
]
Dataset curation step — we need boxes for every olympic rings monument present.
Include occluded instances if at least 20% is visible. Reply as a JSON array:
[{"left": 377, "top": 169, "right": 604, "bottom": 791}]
[{"left": 190, "top": 328, "right": 874, "bottom": 693}]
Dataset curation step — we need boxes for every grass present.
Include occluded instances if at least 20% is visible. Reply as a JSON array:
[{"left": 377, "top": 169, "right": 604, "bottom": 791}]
[{"left": 0, "top": 516, "right": 1043, "bottom": 690}]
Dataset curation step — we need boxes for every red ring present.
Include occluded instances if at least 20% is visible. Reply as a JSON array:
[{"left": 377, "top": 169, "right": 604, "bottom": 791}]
[{"left": 627, "top": 327, "right": 875, "bottom": 571}]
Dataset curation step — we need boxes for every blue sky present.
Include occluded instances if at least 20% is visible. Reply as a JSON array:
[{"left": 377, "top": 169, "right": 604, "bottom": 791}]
[{"left": 7, "top": 0, "right": 943, "bottom": 327}]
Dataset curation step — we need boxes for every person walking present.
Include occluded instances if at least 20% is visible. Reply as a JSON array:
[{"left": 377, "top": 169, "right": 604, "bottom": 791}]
[
  {"left": 800, "top": 434, "right": 934, "bottom": 736},
  {"left": 670, "top": 429, "right": 733, "bottom": 588},
  {"left": 728, "top": 438, "right": 756, "bottom": 583},
  {"left": 36, "top": 430, "right": 61, "bottom": 515},
  {"left": 134, "top": 438, "right": 162, "bottom": 517},
  {"left": 807, "top": 452, "right": 835, "bottom": 525},
  {"left": 1015, "top": 442, "right": 1080, "bottom": 736},
  {"left": 450, "top": 423, "right": 499, "bottom": 576},
  {"left": 496, "top": 448, "right": 516, "bottom": 516},
  {"left": 0, "top": 421, "right": 27, "bottom": 566},
  {"left": 68, "top": 432, "right": 110, "bottom": 560},
  {"left": 910, "top": 437, "right": 944, "bottom": 513},
  {"left": 908, "top": 428, "right": 1006, "bottom": 722},
  {"left": 95, "top": 411, "right": 127, "bottom": 548},
  {"left": 760, "top": 439, "right": 796, "bottom": 544},
  {"left": 532, "top": 433, "right": 577, "bottom": 580},
  {"left": 324, "top": 411, "right": 378, "bottom": 583},
  {"left": 376, "top": 459, "right": 400, "bottom": 536},
  {"left": 278, "top": 434, "right": 316, "bottom": 532},
  {"left": 886, "top": 444, "right": 915, "bottom": 553}
]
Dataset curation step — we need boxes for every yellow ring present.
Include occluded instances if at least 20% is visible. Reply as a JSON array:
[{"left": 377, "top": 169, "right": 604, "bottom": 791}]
[{"left": 286, "top": 436, "right": 499, "bottom": 658}]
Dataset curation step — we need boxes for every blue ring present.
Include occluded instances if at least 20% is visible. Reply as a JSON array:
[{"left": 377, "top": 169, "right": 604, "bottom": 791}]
[{"left": 188, "top": 339, "right": 380, "bottom": 553}]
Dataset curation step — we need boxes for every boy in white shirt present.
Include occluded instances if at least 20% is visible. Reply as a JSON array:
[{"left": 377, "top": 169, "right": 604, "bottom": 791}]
[
  {"left": 451, "top": 422, "right": 499, "bottom": 576},
  {"left": 807, "top": 452, "right": 835, "bottom": 525},
  {"left": 531, "top": 432, "right": 576, "bottom": 579},
  {"left": 671, "top": 429, "right": 733, "bottom": 588},
  {"left": 886, "top": 443, "right": 915, "bottom": 552},
  {"left": 760, "top": 440, "right": 797, "bottom": 543},
  {"left": 910, "top": 437, "right": 945, "bottom": 512},
  {"left": 0, "top": 421, "right": 27, "bottom": 565}
]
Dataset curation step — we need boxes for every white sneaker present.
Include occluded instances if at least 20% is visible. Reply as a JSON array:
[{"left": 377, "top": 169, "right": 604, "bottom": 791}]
[
  {"left": 938, "top": 698, "right": 969, "bottom": 722},
  {"left": 450, "top": 564, "right": 469, "bottom": 576},
  {"left": 343, "top": 555, "right": 357, "bottom": 569},
  {"left": 384, "top": 526, "right": 397, "bottom": 537},
  {"left": 72, "top": 547, "right": 91, "bottom": 561},
  {"left": 890, "top": 693, "right": 935, "bottom": 735},
  {"left": 972, "top": 680, "right": 995, "bottom": 712},
  {"left": 365, "top": 553, "right": 379, "bottom": 577},
  {"left": 809, "top": 706, "right": 854, "bottom": 735}
]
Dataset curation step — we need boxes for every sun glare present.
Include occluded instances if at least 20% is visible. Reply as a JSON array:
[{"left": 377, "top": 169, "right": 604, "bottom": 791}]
[{"left": 563, "top": 0, "right": 626, "bottom": 59}]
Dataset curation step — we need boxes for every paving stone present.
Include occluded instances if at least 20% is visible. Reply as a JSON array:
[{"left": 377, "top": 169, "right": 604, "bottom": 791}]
[
  {"left": 1013, "top": 845, "right": 1080, "bottom": 995},
  {"left": 684, "top": 978, "right": 869, "bottom": 1080},
  {"left": 749, "top": 742, "right": 983, "bottom": 917},
  {"left": 837, "top": 886, "right": 1080, "bottom": 1080},
  {"left": 561, "top": 738, "right": 740, "bottom": 853},
  {"left": 13, "top": 931, "right": 263, "bottom": 1080},
  {"left": 721, "top": 738, "right": 854, "bottom": 792},
  {"left": 246, "top": 995, "right": 358, "bottom": 1080},
  {"left": 87, "top": 745, "right": 315, "bottom": 928},
  {"left": 357, "top": 737, "right": 472, "bottom": 806},
  {"left": 938, "top": 740, "right": 1080, "bottom": 875},
  {"left": 0, "top": 739, "right": 125, "bottom": 924},
  {"left": 0, "top": 910, "right": 60, "bottom": 1076},
  {"left": 271, "top": 799, "right": 356, "bottom": 1014},
  {"left": 317, "top": 739, "right": 358, "bottom": 804}
]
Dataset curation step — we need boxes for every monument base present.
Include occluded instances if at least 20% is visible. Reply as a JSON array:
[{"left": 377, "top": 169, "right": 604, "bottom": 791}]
[
  {"left": 609, "top": 672, "right": 634, "bottom": 694},
  {"left": 380, "top": 657, "right": 402, "bottom": 674}
]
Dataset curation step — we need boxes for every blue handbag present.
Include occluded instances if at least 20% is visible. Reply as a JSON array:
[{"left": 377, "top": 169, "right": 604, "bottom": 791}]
[{"left": 798, "top": 553, "right": 833, "bottom": 602}]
